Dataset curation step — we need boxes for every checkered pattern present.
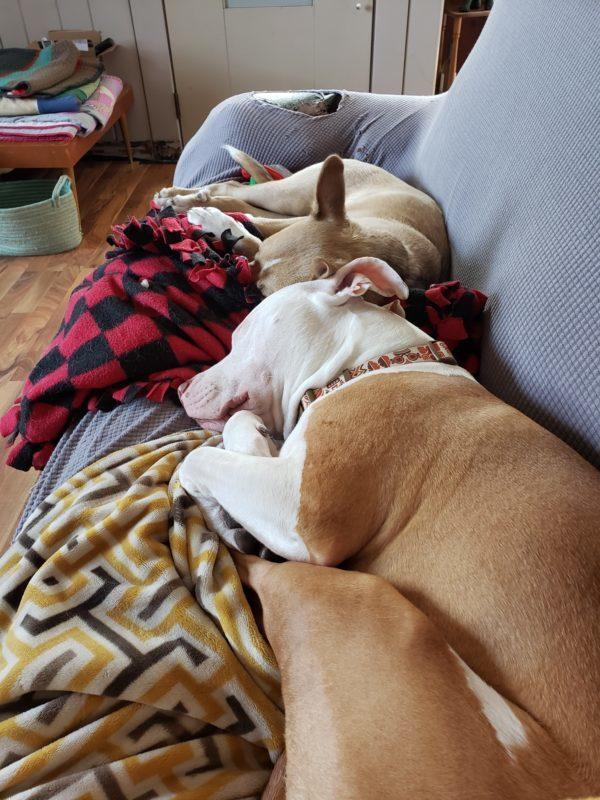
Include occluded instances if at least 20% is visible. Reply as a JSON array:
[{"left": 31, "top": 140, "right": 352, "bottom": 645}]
[
  {"left": 0, "top": 208, "right": 262, "bottom": 471},
  {"left": 402, "top": 281, "right": 487, "bottom": 376}
]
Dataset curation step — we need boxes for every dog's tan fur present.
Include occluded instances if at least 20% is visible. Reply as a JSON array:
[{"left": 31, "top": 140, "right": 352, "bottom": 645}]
[
  {"left": 247, "top": 371, "right": 600, "bottom": 799},
  {"left": 157, "top": 150, "right": 449, "bottom": 294}
]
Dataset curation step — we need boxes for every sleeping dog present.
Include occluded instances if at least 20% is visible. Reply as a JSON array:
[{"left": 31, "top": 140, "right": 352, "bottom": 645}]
[
  {"left": 154, "top": 147, "right": 449, "bottom": 294},
  {"left": 178, "top": 257, "right": 600, "bottom": 799}
]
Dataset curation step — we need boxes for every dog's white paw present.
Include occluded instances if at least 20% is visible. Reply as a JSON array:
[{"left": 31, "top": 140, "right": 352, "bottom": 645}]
[
  {"left": 223, "top": 410, "right": 276, "bottom": 457},
  {"left": 187, "top": 206, "right": 247, "bottom": 240},
  {"left": 154, "top": 186, "right": 212, "bottom": 213}
]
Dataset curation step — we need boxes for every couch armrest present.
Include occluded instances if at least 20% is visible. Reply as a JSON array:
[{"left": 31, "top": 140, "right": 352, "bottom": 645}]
[{"left": 174, "top": 90, "right": 441, "bottom": 188}]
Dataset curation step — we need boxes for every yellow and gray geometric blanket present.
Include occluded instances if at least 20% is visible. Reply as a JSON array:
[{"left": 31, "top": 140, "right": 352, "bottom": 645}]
[{"left": 0, "top": 431, "right": 283, "bottom": 799}]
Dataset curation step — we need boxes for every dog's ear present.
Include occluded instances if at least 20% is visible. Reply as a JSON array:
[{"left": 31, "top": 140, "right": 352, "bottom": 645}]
[
  {"left": 329, "top": 257, "right": 409, "bottom": 303},
  {"left": 311, "top": 258, "right": 332, "bottom": 279},
  {"left": 382, "top": 298, "right": 406, "bottom": 318},
  {"left": 313, "top": 155, "right": 346, "bottom": 222}
]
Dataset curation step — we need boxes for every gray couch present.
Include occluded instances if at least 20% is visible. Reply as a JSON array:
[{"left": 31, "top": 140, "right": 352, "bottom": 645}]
[{"left": 19, "top": 0, "right": 599, "bottom": 529}]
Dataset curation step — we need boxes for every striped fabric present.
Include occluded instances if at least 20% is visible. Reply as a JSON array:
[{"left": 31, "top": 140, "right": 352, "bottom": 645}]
[
  {"left": 0, "top": 431, "right": 283, "bottom": 799},
  {"left": 80, "top": 74, "right": 123, "bottom": 128}
]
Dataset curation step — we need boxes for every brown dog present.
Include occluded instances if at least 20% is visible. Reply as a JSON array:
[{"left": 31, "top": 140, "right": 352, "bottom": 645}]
[
  {"left": 178, "top": 259, "right": 600, "bottom": 799},
  {"left": 155, "top": 147, "right": 449, "bottom": 294}
]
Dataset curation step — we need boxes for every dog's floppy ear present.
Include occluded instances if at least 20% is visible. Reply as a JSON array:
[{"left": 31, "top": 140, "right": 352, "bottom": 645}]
[
  {"left": 382, "top": 298, "right": 406, "bottom": 318},
  {"left": 329, "top": 257, "right": 409, "bottom": 303},
  {"left": 313, "top": 155, "right": 346, "bottom": 222}
]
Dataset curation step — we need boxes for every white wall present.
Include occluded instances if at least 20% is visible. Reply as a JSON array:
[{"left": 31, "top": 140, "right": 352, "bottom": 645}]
[
  {"left": 402, "top": 0, "right": 445, "bottom": 95},
  {"left": 0, "top": 0, "right": 180, "bottom": 147}
]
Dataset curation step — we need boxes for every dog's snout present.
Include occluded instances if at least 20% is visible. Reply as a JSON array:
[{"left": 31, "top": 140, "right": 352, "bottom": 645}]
[{"left": 178, "top": 379, "right": 191, "bottom": 399}]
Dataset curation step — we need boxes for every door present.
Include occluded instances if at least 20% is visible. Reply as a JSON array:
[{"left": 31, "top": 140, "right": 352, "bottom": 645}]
[{"left": 165, "top": 0, "right": 373, "bottom": 143}]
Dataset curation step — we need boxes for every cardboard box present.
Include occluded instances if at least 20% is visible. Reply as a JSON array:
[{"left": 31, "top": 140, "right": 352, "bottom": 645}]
[{"left": 48, "top": 30, "right": 101, "bottom": 64}]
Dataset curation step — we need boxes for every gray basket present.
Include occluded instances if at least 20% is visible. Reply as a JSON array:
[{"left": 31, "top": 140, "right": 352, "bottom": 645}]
[{"left": 0, "top": 175, "right": 82, "bottom": 256}]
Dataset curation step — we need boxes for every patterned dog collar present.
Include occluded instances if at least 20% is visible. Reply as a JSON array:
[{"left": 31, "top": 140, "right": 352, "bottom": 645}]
[{"left": 299, "top": 340, "right": 457, "bottom": 415}]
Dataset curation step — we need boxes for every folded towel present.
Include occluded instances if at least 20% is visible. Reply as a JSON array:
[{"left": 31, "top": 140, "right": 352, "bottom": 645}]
[
  {"left": 60, "top": 75, "right": 101, "bottom": 102},
  {"left": 80, "top": 74, "right": 122, "bottom": 127},
  {"left": 0, "top": 110, "right": 96, "bottom": 142},
  {"left": 0, "top": 93, "right": 80, "bottom": 116},
  {"left": 0, "top": 41, "right": 78, "bottom": 96}
]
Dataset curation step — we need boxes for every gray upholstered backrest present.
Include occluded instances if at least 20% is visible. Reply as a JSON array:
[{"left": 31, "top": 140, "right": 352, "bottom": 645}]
[{"left": 414, "top": 0, "right": 599, "bottom": 466}]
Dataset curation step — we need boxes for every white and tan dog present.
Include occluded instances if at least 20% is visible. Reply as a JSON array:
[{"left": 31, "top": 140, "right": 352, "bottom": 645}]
[
  {"left": 178, "top": 257, "right": 600, "bottom": 799},
  {"left": 155, "top": 148, "right": 449, "bottom": 294}
]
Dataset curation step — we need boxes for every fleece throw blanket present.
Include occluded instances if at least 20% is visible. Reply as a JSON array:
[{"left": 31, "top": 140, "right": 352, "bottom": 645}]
[
  {"left": 0, "top": 41, "right": 78, "bottom": 96},
  {"left": 1, "top": 209, "right": 262, "bottom": 471},
  {"left": 401, "top": 281, "right": 486, "bottom": 377},
  {"left": 0, "top": 430, "right": 283, "bottom": 799}
]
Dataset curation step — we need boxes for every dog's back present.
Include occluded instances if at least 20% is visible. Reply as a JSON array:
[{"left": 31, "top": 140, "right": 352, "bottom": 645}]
[{"left": 296, "top": 370, "right": 600, "bottom": 783}]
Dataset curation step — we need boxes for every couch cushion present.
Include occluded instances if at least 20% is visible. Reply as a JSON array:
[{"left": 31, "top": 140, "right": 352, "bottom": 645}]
[{"left": 413, "top": 0, "right": 599, "bottom": 466}]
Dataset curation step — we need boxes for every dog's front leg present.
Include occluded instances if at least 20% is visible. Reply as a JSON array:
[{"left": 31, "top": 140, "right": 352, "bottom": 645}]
[
  {"left": 154, "top": 180, "right": 264, "bottom": 214},
  {"left": 179, "top": 444, "right": 309, "bottom": 562},
  {"left": 186, "top": 207, "right": 262, "bottom": 259},
  {"left": 153, "top": 186, "right": 211, "bottom": 213},
  {"left": 222, "top": 410, "right": 279, "bottom": 457}
]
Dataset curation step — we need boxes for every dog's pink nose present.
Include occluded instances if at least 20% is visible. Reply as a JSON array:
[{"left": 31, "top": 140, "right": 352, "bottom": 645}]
[{"left": 178, "top": 380, "right": 191, "bottom": 399}]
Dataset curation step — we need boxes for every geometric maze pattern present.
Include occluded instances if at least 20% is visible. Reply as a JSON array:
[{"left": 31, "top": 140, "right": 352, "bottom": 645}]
[{"left": 0, "top": 430, "right": 283, "bottom": 798}]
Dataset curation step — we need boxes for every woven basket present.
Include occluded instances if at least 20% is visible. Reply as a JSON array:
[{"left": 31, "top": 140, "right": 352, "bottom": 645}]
[{"left": 0, "top": 175, "right": 82, "bottom": 256}]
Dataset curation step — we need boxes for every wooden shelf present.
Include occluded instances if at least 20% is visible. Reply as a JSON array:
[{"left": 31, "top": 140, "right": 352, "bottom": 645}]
[
  {"left": 447, "top": 10, "right": 491, "bottom": 18},
  {"left": 437, "top": 10, "right": 491, "bottom": 92},
  {"left": 0, "top": 84, "right": 134, "bottom": 213}
]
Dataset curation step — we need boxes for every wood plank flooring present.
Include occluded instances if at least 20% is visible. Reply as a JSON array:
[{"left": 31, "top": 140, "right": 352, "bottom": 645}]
[{"left": 0, "top": 160, "right": 175, "bottom": 553}]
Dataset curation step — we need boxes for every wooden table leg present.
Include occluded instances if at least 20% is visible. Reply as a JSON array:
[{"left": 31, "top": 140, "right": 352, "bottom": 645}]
[
  {"left": 118, "top": 113, "right": 134, "bottom": 165},
  {"left": 448, "top": 15, "right": 463, "bottom": 90}
]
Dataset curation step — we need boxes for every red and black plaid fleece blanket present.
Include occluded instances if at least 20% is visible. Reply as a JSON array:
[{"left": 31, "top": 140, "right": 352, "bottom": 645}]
[
  {"left": 0, "top": 208, "right": 263, "bottom": 470},
  {"left": 0, "top": 205, "right": 486, "bottom": 472}
]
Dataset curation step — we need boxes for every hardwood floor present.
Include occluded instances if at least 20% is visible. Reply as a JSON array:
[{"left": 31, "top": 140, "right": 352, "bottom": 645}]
[{"left": 0, "top": 160, "right": 175, "bottom": 553}]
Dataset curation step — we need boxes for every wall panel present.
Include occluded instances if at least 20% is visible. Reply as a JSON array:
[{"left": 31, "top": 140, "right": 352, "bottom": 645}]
[
  {"left": 19, "top": 0, "right": 61, "bottom": 42},
  {"left": 129, "top": 0, "right": 180, "bottom": 143},
  {"left": 56, "top": 0, "right": 93, "bottom": 29},
  {"left": 88, "top": 0, "right": 151, "bottom": 141},
  {"left": 0, "top": 0, "right": 29, "bottom": 47}
]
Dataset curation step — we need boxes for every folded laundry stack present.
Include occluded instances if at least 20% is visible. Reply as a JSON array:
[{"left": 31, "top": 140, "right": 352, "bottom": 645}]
[{"left": 0, "top": 40, "right": 122, "bottom": 142}]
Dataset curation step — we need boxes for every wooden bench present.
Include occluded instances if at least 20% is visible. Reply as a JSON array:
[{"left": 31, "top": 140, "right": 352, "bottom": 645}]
[{"left": 0, "top": 83, "right": 134, "bottom": 211}]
